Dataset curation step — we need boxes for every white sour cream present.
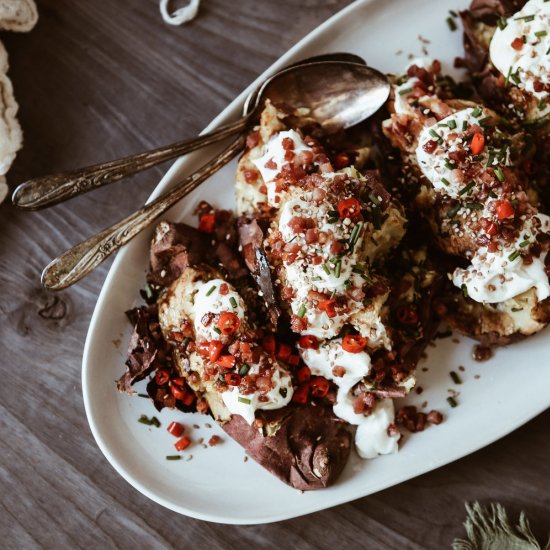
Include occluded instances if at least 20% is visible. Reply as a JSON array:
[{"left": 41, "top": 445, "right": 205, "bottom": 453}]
[
  {"left": 489, "top": 0, "right": 550, "bottom": 118},
  {"left": 252, "top": 129, "right": 316, "bottom": 207},
  {"left": 452, "top": 213, "right": 550, "bottom": 303},
  {"left": 221, "top": 366, "right": 293, "bottom": 425},
  {"left": 416, "top": 107, "right": 505, "bottom": 197},
  {"left": 191, "top": 279, "right": 246, "bottom": 341},
  {"left": 300, "top": 340, "right": 399, "bottom": 459}
]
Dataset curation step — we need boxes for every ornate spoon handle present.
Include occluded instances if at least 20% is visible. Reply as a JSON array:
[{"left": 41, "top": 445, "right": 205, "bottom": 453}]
[
  {"left": 13, "top": 117, "right": 248, "bottom": 210},
  {"left": 42, "top": 136, "right": 244, "bottom": 290}
]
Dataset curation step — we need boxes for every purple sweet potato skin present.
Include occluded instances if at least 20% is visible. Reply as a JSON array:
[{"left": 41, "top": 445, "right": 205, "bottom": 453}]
[{"left": 221, "top": 404, "right": 352, "bottom": 491}]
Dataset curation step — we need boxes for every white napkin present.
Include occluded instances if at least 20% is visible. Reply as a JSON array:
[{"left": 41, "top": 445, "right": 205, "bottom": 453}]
[{"left": 0, "top": 0, "right": 37, "bottom": 204}]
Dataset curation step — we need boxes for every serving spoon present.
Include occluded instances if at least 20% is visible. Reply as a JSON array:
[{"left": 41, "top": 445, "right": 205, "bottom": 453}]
[
  {"left": 41, "top": 58, "right": 390, "bottom": 290},
  {"left": 13, "top": 54, "right": 369, "bottom": 210}
]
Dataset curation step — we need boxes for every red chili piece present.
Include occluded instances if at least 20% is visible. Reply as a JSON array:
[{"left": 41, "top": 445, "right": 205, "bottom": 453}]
[
  {"left": 208, "top": 340, "right": 224, "bottom": 362},
  {"left": 217, "top": 312, "right": 240, "bottom": 335},
  {"left": 296, "top": 365, "right": 311, "bottom": 384},
  {"left": 216, "top": 355, "right": 236, "bottom": 370},
  {"left": 318, "top": 298, "right": 337, "bottom": 318},
  {"left": 496, "top": 199, "right": 515, "bottom": 220},
  {"left": 292, "top": 383, "right": 310, "bottom": 404},
  {"left": 299, "top": 335, "right": 319, "bottom": 349},
  {"left": 224, "top": 373, "right": 241, "bottom": 386},
  {"left": 167, "top": 421, "right": 185, "bottom": 438},
  {"left": 342, "top": 334, "right": 368, "bottom": 353},
  {"left": 310, "top": 376, "right": 330, "bottom": 398},
  {"left": 155, "top": 369, "right": 170, "bottom": 386},
  {"left": 261, "top": 334, "right": 276, "bottom": 354},
  {"left": 470, "top": 132, "right": 485, "bottom": 155},
  {"left": 276, "top": 342, "right": 292, "bottom": 362},
  {"left": 198, "top": 212, "right": 216, "bottom": 233},
  {"left": 174, "top": 436, "right": 191, "bottom": 451},
  {"left": 170, "top": 377, "right": 187, "bottom": 400},
  {"left": 337, "top": 197, "right": 361, "bottom": 219}
]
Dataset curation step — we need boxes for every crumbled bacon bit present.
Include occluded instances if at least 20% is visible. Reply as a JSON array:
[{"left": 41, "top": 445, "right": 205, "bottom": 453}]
[
  {"left": 427, "top": 410, "right": 443, "bottom": 425},
  {"left": 265, "top": 158, "right": 277, "bottom": 170},
  {"left": 219, "top": 283, "right": 229, "bottom": 295},
  {"left": 243, "top": 169, "right": 258, "bottom": 183},
  {"left": 332, "top": 366, "right": 346, "bottom": 377},
  {"left": 208, "top": 435, "right": 221, "bottom": 447},
  {"left": 246, "top": 131, "right": 260, "bottom": 149},
  {"left": 511, "top": 37, "right": 524, "bottom": 50}
]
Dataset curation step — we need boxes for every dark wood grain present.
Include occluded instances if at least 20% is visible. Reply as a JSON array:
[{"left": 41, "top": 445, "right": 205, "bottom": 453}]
[{"left": 1, "top": 1, "right": 549, "bottom": 548}]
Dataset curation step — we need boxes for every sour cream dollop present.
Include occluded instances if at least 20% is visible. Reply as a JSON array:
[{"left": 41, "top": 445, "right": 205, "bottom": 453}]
[
  {"left": 489, "top": 0, "right": 550, "bottom": 119},
  {"left": 452, "top": 213, "right": 550, "bottom": 303},
  {"left": 190, "top": 279, "right": 246, "bottom": 341},
  {"left": 222, "top": 366, "right": 293, "bottom": 425},
  {"left": 300, "top": 340, "right": 399, "bottom": 459},
  {"left": 252, "top": 129, "right": 316, "bottom": 207}
]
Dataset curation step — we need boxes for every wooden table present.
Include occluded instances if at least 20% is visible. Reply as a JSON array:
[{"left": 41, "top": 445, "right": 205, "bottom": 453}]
[{"left": 2, "top": 1, "right": 549, "bottom": 547}]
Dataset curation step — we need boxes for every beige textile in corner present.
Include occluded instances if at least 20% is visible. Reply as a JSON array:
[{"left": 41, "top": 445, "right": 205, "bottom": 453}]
[{"left": 0, "top": 0, "right": 37, "bottom": 203}]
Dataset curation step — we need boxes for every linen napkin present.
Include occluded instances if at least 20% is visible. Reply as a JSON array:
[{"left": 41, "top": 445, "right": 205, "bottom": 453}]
[{"left": 0, "top": 0, "right": 37, "bottom": 204}]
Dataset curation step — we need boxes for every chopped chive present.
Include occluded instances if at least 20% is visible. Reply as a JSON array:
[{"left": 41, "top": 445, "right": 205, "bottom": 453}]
[
  {"left": 206, "top": 285, "right": 216, "bottom": 296},
  {"left": 166, "top": 455, "right": 182, "bottom": 461},
  {"left": 447, "top": 396, "right": 458, "bottom": 408},
  {"left": 182, "top": 337, "right": 190, "bottom": 350},
  {"left": 462, "top": 120, "right": 468, "bottom": 131},
  {"left": 497, "top": 16, "right": 507, "bottom": 30},
  {"left": 334, "top": 260, "right": 342, "bottom": 278},
  {"left": 429, "top": 129, "right": 443, "bottom": 143},
  {"left": 519, "top": 240, "right": 530, "bottom": 248},
  {"left": 511, "top": 307, "right": 524, "bottom": 312},
  {"left": 449, "top": 9, "right": 458, "bottom": 17},
  {"left": 437, "top": 122, "right": 448, "bottom": 128},
  {"left": 510, "top": 70, "right": 521, "bottom": 85},
  {"left": 535, "top": 30, "right": 548, "bottom": 37},
  {"left": 229, "top": 297, "right": 238, "bottom": 308},
  {"left": 458, "top": 181, "right": 475, "bottom": 196},
  {"left": 398, "top": 86, "right": 412, "bottom": 95},
  {"left": 447, "top": 16, "right": 457, "bottom": 31},
  {"left": 348, "top": 224, "right": 360, "bottom": 246},
  {"left": 137, "top": 393, "right": 149, "bottom": 398},
  {"left": 471, "top": 106, "right": 483, "bottom": 118},
  {"left": 327, "top": 216, "right": 339, "bottom": 224},
  {"left": 488, "top": 190, "right": 498, "bottom": 199},
  {"left": 297, "top": 304, "right": 307, "bottom": 318},
  {"left": 447, "top": 119, "right": 457, "bottom": 130},
  {"left": 508, "top": 250, "right": 521, "bottom": 261},
  {"left": 493, "top": 167, "right": 505, "bottom": 182},
  {"left": 343, "top": 279, "right": 352, "bottom": 290},
  {"left": 287, "top": 235, "right": 297, "bottom": 243},
  {"left": 330, "top": 290, "right": 337, "bottom": 300},
  {"left": 514, "top": 14, "right": 535, "bottom": 21},
  {"left": 478, "top": 116, "right": 493, "bottom": 126},
  {"left": 461, "top": 284, "right": 468, "bottom": 298},
  {"left": 447, "top": 204, "right": 461, "bottom": 218},
  {"left": 239, "top": 364, "right": 250, "bottom": 376},
  {"left": 238, "top": 396, "right": 251, "bottom": 405},
  {"left": 444, "top": 159, "right": 456, "bottom": 170},
  {"left": 213, "top": 327, "right": 222, "bottom": 335},
  {"left": 450, "top": 371, "right": 462, "bottom": 384},
  {"left": 465, "top": 202, "right": 483, "bottom": 210},
  {"left": 322, "top": 263, "right": 331, "bottom": 275},
  {"left": 504, "top": 66, "right": 512, "bottom": 87},
  {"left": 441, "top": 177, "right": 451, "bottom": 186},
  {"left": 138, "top": 415, "right": 161, "bottom": 427}
]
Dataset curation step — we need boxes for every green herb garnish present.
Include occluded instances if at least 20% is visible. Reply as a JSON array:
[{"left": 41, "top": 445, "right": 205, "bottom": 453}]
[{"left": 206, "top": 285, "right": 216, "bottom": 296}]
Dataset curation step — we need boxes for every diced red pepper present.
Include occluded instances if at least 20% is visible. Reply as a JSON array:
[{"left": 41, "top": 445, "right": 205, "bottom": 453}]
[
  {"left": 154, "top": 369, "right": 170, "bottom": 386},
  {"left": 261, "top": 334, "right": 276, "bottom": 354},
  {"left": 292, "top": 383, "right": 310, "bottom": 404},
  {"left": 310, "top": 376, "right": 330, "bottom": 398},
  {"left": 337, "top": 197, "right": 361, "bottom": 219},
  {"left": 496, "top": 199, "right": 515, "bottom": 220},
  {"left": 287, "top": 354, "right": 300, "bottom": 367},
  {"left": 174, "top": 436, "right": 191, "bottom": 451},
  {"left": 276, "top": 342, "right": 292, "bottom": 362},
  {"left": 511, "top": 37, "right": 524, "bottom": 50},
  {"left": 342, "top": 334, "right": 368, "bottom": 353},
  {"left": 217, "top": 312, "right": 240, "bottom": 335},
  {"left": 170, "top": 377, "right": 187, "bottom": 400},
  {"left": 181, "top": 390, "right": 195, "bottom": 407},
  {"left": 198, "top": 212, "right": 216, "bottom": 233},
  {"left": 318, "top": 298, "right": 337, "bottom": 318},
  {"left": 216, "top": 355, "right": 236, "bottom": 370},
  {"left": 208, "top": 340, "right": 224, "bottom": 362},
  {"left": 167, "top": 421, "right": 185, "bottom": 438},
  {"left": 485, "top": 221, "right": 498, "bottom": 236},
  {"left": 197, "top": 341, "right": 211, "bottom": 357},
  {"left": 224, "top": 373, "right": 241, "bottom": 386},
  {"left": 296, "top": 365, "right": 311, "bottom": 384},
  {"left": 299, "top": 335, "right": 319, "bottom": 349},
  {"left": 470, "top": 132, "right": 485, "bottom": 155}
]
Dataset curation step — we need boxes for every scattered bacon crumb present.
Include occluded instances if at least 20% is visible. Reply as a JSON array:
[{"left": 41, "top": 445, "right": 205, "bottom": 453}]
[
  {"left": 208, "top": 435, "right": 221, "bottom": 447},
  {"left": 415, "top": 386, "right": 424, "bottom": 395},
  {"left": 396, "top": 405, "right": 444, "bottom": 433}
]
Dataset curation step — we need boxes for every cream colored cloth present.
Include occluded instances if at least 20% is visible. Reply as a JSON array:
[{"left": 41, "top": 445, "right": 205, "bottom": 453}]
[
  {"left": 0, "top": 0, "right": 37, "bottom": 203},
  {"left": 159, "top": 0, "right": 200, "bottom": 26}
]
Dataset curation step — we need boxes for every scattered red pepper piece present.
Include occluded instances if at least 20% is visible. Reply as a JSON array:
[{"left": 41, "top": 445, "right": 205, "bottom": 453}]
[
  {"left": 342, "top": 334, "right": 368, "bottom": 353},
  {"left": 154, "top": 369, "right": 170, "bottom": 386},
  {"left": 217, "top": 312, "right": 240, "bottom": 335},
  {"left": 310, "top": 376, "right": 330, "bottom": 398},
  {"left": 299, "top": 334, "right": 319, "bottom": 349},
  {"left": 496, "top": 199, "right": 515, "bottom": 220},
  {"left": 296, "top": 365, "right": 311, "bottom": 384},
  {"left": 167, "top": 421, "right": 185, "bottom": 438},
  {"left": 337, "top": 197, "right": 361, "bottom": 219},
  {"left": 224, "top": 372, "right": 241, "bottom": 386},
  {"left": 470, "top": 132, "right": 485, "bottom": 155},
  {"left": 292, "top": 383, "right": 310, "bottom": 404},
  {"left": 198, "top": 212, "right": 216, "bottom": 233},
  {"left": 174, "top": 436, "right": 191, "bottom": 451}
]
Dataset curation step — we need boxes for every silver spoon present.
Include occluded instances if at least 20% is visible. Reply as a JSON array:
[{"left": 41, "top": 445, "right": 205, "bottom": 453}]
[
  {"left": 41, "top": 59, "right": 390, "bottom": 290},
  {"left": 12, "top": 53, "right": 368, "bottom": 211}
]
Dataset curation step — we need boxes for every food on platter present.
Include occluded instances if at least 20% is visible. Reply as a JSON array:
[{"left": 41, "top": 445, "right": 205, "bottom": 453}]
[{"left": 115, "top": 1, "right": 550, "bottom": 488}]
